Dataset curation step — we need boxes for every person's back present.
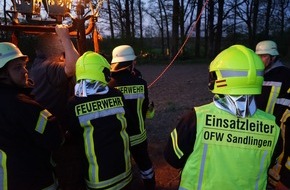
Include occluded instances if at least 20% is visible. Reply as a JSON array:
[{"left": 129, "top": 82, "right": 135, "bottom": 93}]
[
  {"left": 109, "top": 45, "right": 155, "bottom": 189},
  {"left": 29, "top": 25, "right": 79, "bottom": 127},
  {"left": 268, "top": 92, "right": 290, "bottom": 189},
  {"left": 110, "top": 69, "right": 149, "bottom": 140},
  {"left": 29, "top": 25, "right": 81, "bottom": 189},
  {"left": 30, "top": 57, "right": 74, "bottom": 122},
  {"left": 255, "top": 40, "right": 290, "bottom": 115},
  {"left": 255, "top": 40, "right": 290, "bottom": 189},
  {"left": 0, "top": 42, "right": 63, "bottom": 189},
  {"left": 179, "top": 103, "right": 279, "bottom": 189},
  {"left": 164, "top": 45, "right": 281, "bottom": 190},
  {"left": 67, "top": 51, "right": 132, "bottom": 189}
]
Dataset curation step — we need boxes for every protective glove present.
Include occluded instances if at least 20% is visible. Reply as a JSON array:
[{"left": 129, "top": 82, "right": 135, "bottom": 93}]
[{"left": 146, "top": 101, "right": 155, "bottom": 119}]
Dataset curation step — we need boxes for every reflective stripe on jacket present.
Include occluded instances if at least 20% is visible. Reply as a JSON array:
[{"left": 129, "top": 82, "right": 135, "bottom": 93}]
[
  {"left": 179, "top": 103, "right": 280, "bottom": 190},
  {"left": 109, "top": 70, "right": 150, "bottom": 147},
  {"left": 68, "top": 88, "right": 132, "bottom": 189}
]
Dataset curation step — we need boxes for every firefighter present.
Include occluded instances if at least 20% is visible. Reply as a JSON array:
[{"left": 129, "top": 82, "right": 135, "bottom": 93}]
[
  {"left": 255, "top": 40, "right": 290, "bottom": 116},
  {"left": 255, "top": 40, "right": 290, "bottom": 189},
  {"left": 66, "top": 51, "right": 132, "bottom": 190},
  {"left": 271, "top": 95, "right": 290, "bottom": 190},
  {"left": 29, "top": 25, "right": 80, "bottom": 189},
  {"left": 0, "top": 42, "right": 64, "bottom": 189},
  {"left": 108, "top": 45, "right": 156, "bottom": 189},
  {"left": 29, "top": 24, "right": 79, "bottom": 128},
  {"left": 164, "top": 45, "right": 281, "bottom": 190}
]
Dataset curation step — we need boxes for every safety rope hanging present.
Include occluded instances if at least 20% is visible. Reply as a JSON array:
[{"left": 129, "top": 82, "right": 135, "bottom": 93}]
[{"left": 148, "top": 0, "right": 209, "bottom": 89}]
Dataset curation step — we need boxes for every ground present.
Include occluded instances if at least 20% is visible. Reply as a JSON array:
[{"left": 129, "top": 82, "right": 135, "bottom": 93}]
[{"left": 131, "top": 63, "right": 213, "bottom": 190}]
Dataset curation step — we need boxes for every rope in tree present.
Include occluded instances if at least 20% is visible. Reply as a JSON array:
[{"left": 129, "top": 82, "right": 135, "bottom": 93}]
[{"left": 148, "top": 0, "right": 209, "bottom": 89}]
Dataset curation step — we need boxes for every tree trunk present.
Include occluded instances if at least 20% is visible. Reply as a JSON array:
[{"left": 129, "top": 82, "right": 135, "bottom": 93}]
[
  {"left": 130, "top": 0, "right": 135, "bottom": 41},
  {"left": 251, "top": 0, "right": 259, "bottom": 48},
  {"left": 195, "top": 0, "right": 203, "bottom": 58},
  {"left": 160, "top": 0, "right": 170, "bottom": 56},
  {"left": 125, "top": 0, "right": 131, "bottom": 41},
  {"left": 264, "top": 0, "right": 272, "bottom": 39},
  {"left": 172, "top": 0, "right": 179, "bottom": 58},
  {"left": 207, "top": 0, "right": 214, "bottom": 58},
  {"left": 279, "top": 0, "right": 289, "bottom": 37},
  {"left": 204, "top": 5, "right": 208, "bottom": 58},
  {"left": 158, "top": 0, "right": 165, "bottom": 55},
  {"left": 138, "top": 0, "right": 143, "bottom": 46},
  {"left": 180, "top": 0, "right": 185, "bottom": 44},
  {"left": 107, "top": 0, "right": 115, "bottom": 39},
  {"left": 214, "top": 0, "right": 224, "bottom": 55}
]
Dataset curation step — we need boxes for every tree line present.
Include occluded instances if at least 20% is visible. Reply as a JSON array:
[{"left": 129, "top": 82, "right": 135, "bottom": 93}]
[
  {"left": 1, "top": 0, "right": 289, "bottom": 60},
  {"left": 96, "top": 0, "right": 290, "bottom": 59}
]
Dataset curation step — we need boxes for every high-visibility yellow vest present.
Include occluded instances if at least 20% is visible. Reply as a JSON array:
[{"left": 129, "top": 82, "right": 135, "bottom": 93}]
[{"left": 179, "top": 103, "right": 280, "bottom": 190}]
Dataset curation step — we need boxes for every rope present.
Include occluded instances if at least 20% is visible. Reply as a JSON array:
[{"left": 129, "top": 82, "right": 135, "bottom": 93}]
[{"left": 147, "top": 0, "right": 209, "bottom": 89}]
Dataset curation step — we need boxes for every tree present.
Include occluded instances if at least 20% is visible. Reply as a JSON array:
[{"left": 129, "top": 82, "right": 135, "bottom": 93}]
[
  {"left": 194, "top": 0, "right": 202, "bottom": 58},
  {"left": 137, "top": 0, "right": 144, "bottom": 45},
  {"left": 125, "top": 0, "right": 131, "bottom": 41},
  {"left": 214, "top": 0, "right": 224, "bottom": 55},
  {"left": 264, "top": 0, "right": 272, "bottom": 38},
  {"left": 107, "top": 0, "right": 115, "bottom": 39},
  {"left": 171, "top": 0, "right": 179, "bottom": 57},
  {"left": 207, "top": 0, "right": 215, "bottom": 58}
]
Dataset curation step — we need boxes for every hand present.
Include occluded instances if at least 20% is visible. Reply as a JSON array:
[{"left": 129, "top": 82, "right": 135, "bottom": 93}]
[
  {"left": 146, "top": 101, "right": 155, "bottom": 119},
  {"left": 55, "top": 24, "right": 70, "bottom": 40}
]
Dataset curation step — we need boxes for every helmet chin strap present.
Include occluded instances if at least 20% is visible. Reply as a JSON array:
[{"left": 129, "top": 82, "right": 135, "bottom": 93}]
[
  {"left": 130, "top": 63, "right": 135, "bottom": 74},
  {"left": 213, "top": 94, "right": 257, "bottom": 118}
]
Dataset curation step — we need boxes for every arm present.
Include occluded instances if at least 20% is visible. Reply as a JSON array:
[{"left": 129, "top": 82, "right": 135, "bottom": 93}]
[
  {"left": 20, "top": 96, "right": 64, "bottom": 150},
  {"left": 164, "top": 110, "right": 197, "bottom": 169},
  {"left": 55, "top": 25, "right": 80, "bottom": 77}
]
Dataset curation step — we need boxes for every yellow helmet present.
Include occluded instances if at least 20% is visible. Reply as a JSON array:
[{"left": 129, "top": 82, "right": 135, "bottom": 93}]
[
  {"left": 111, "top": 45, "right": 136, "bottom": 72},
  {"left": 0, "top": 42, "right": 28, "bottom": 68},
  {"left": 76, "top": 51, "right": 111, "bottom": 84},
  {"left": 208, "top": 45, "right": 264, "bottom": 95}
]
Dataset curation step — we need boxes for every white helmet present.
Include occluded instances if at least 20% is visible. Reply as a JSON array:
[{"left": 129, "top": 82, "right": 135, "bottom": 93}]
[
  {"left": 111, "top": 45, "right": 136, "bottom": 63},
  {"left": 0, "top": 42, "right": 28, "bottom": 68},
  {"left": 255, "top": 40, "right": 279, "bottom": 56}
]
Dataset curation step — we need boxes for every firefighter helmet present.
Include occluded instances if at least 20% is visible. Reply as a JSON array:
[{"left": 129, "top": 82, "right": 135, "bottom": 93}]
[
  {"left": 255, "top": 40, "right": 279, "bottom": 56},
  {"left": 208, "top": 45, "right": 264, "bottom": 95},
  {"left": 111, "top": 45, "right": 136, "bottom": 72},
  {"left": 76, "top": 51, "right": 111, "bottom": 84},
  {"left": 0, "top": 42, "right": 28, "bottom": 68}
]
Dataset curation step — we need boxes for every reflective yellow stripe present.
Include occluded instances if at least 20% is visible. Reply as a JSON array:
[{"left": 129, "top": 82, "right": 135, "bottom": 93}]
[
  {"left": 35, "top": 109, "right": 52, "bottom": 134},
  {"left": 128, "top": 98, "right": 147, "bottom": 146},
  {"left": 137, "top": 98, "right": 145, "bottom": 132},
  {"left": 81, "top": 120, "right": 99, "bottom": 182},
  {"left": 84, "top": 113, "right": 131, "bottom": 189},
  {"left": 116, "top": 113, "right": 131, "bottom": 171},
  {"left": 0, "top": 150, "right": 7, "bottom": 190},
  {"left": 263, "top": 81, "right": 282, "bottom": 114},
  {"left": 171, "top": 129, "right": 184, "bottom": 159},
  {"left": 78, "top": 107, "right": 131, "bottom": 188},
  {"left": 130, "top": 130, "right": 147, "bottom": 146},
  {"left": 86, "top": 170, "right": 132, "bottom": 189}
]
